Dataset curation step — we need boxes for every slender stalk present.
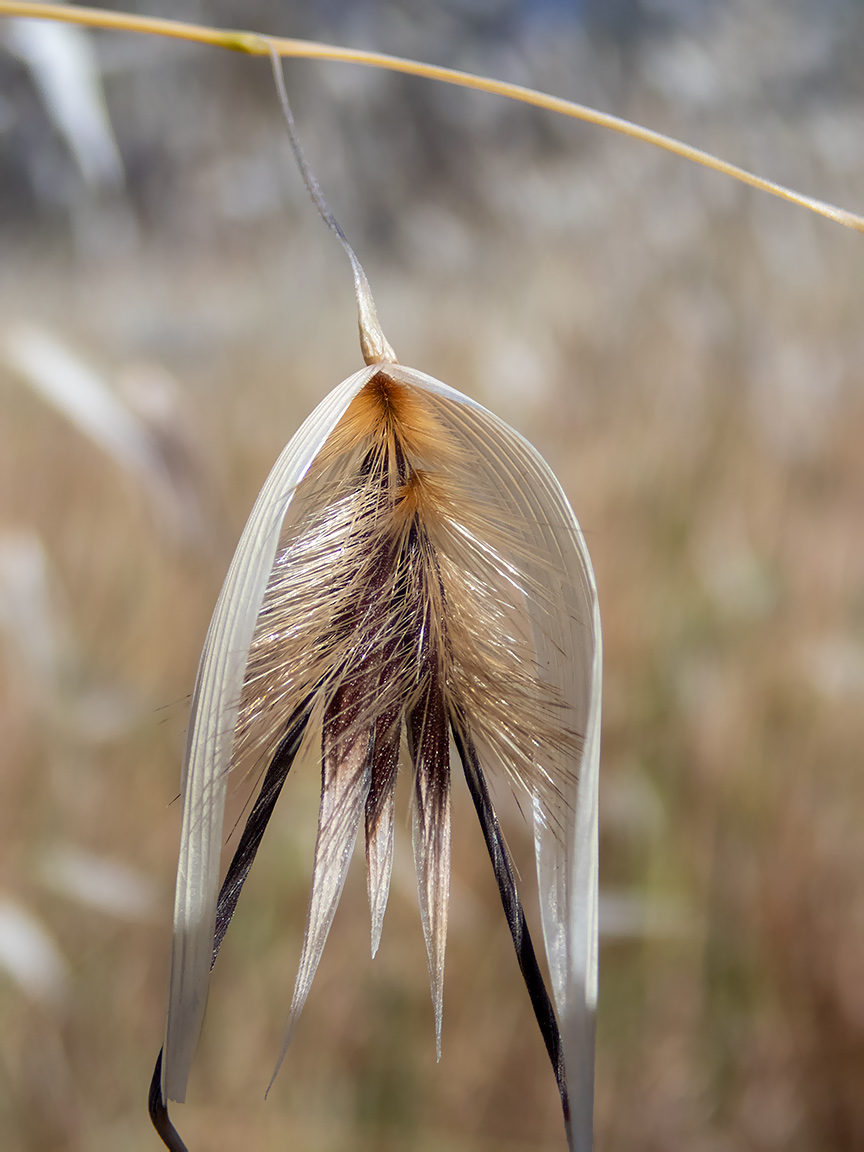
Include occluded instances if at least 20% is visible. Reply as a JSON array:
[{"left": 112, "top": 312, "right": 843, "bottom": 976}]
[
  {"left": 267, "top": 45, "right": 395, "bottom": 366},
  {"left": 212, "top": 703, "right": 311, "bottom": 962},
  {"left": 150, "top": 704, "right": 310, "bottom": 1151},
  {"left": 0, "top": 2, "right": 862, "bottom": 232},
  {"left": 452, "top": 723, "right": 572, "bottom": 1144},
  {"left": 149, "top": 1052, "right": 188, "bottom": 1152}
]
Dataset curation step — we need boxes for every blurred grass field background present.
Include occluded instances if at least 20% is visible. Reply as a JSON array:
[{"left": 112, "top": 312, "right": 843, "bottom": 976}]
[{"left": 0, "top": 1, "right": 863, "bottom": 1149}]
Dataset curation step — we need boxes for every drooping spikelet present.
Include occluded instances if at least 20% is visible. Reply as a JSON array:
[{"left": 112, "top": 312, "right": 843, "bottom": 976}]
[
  {"left": 155, "top": 361, "right": 601, "bottom": 1152},
  {"left": 151, "top": 48, "right": 601, "bottom": 1152}
]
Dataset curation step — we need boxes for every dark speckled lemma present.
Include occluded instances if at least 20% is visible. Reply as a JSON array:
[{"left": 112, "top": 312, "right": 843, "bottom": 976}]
[{"left": 149, "top": 47, "right": 601, "bottom": 1152}]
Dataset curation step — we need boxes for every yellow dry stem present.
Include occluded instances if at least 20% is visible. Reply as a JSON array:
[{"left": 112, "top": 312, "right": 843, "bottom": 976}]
[{"left": 0, "top": 1, "right": 862, "bottom": 233}]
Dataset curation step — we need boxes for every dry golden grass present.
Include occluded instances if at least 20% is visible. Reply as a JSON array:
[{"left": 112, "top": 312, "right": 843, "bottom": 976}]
[{"left": 0, "top": 4, "right": 863, "bottom": 1150}]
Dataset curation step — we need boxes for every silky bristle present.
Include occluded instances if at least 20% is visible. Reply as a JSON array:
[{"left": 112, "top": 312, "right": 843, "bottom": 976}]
[
  {"left": 408, "top": 669, "right": 452, "bottom": 1058},
  {"left": 365, "top": 714, "right": 400, "bottom": 957},
  {"left": 269, "top": 696, "right": 371, "bottom": 1092},
  {"left": 234, "top": 370, "right": 579, "bottom": 829},
  {"left": 225, "top": 368, "right": 587, "bottom": 1080},
  {"left": 315, "top": 372, "right": 461, "bottom": 472}
]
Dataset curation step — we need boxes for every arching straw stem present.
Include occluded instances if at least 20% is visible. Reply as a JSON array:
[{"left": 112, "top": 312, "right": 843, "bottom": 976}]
[{"left": 1, "top": 3, "right": 863, "bottom": 234}]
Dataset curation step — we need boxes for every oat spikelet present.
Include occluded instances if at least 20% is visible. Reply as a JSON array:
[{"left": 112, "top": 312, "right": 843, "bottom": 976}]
[
  {"left": 155, "top": 52, "right": 600, "bottom": 1152},
  {"left": 157, "top": 360, "right": 600, "bottom": 1152}
]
